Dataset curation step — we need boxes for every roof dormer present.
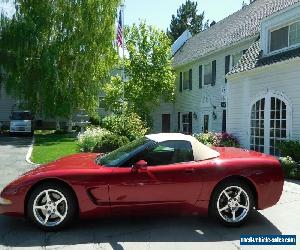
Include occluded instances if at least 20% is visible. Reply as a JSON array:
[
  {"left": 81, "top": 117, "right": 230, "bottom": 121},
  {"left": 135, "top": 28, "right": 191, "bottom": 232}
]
[{"left": 260, "top": 2, "right": 300, "bottom": 56}]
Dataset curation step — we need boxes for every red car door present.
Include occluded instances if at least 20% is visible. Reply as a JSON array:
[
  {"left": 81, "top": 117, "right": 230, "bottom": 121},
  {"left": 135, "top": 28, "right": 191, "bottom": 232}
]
[{"left": 108, "top": 140, "right": 203, "bottom": 215}]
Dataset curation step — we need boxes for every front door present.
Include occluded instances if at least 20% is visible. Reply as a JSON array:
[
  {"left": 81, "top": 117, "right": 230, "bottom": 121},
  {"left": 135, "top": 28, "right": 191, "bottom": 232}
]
[
  {"left": 250, "top": 94, "right": 289, "bottom": 155},
  {"left": 109, "top": 140, "right": 203, "bottom": 215},
  {"left": 161, "top": 114, "right": 171, "bottom": 132}
]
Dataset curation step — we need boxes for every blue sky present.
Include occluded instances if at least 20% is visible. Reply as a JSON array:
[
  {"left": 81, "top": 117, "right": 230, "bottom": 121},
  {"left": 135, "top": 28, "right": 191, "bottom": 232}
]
[
  {"left": 1, "top": 0, "right": 247, "bottom": 30},
  {"left": 124, "top": 0, "right": 247, "bottom": 30}
]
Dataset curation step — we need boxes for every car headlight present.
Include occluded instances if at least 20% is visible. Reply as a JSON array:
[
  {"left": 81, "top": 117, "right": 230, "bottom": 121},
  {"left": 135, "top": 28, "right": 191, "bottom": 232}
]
[{"left": 0, "top": 197, "right": 12, "bottom": 205}]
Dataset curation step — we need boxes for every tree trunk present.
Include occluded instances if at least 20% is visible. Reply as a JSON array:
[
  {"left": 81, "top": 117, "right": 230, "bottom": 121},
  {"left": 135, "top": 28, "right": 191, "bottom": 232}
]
[
  {"left": 67, "top": 117, "right": 73, "bottom": 132},
  {"left": 56, "top": 119, "right": 60, "bottom": 131}
]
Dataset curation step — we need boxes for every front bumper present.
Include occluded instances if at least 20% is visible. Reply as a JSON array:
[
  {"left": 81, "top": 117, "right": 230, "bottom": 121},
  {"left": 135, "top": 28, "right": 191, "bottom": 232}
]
[
  {"left": 0, "top": 188, "right": 25, "bottom": 217},
  {"left": 0, "top": 193, "right": 13, "bottom": 216},
  {"left": 10, "top": 127, "right": 32, "bottom": 133}
]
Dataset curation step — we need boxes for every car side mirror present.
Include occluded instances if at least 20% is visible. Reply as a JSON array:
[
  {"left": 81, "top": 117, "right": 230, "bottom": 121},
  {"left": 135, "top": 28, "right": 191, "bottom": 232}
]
[{"left": 132, "top": 160, "right": 148, "bottom": 172}]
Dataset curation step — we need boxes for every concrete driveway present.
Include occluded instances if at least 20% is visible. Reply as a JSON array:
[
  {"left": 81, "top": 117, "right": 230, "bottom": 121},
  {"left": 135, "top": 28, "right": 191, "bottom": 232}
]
[
  {"left": 0, "top": 136, "right": 299, "bottom": 250},
  {"left": 0, "top": 135, "right": 34, "bottom": 190}
]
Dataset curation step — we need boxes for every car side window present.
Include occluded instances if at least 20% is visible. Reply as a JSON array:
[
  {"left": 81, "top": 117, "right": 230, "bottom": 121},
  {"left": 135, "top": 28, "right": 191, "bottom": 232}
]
[{"left": 139, "top": 140, "right": 194, "bottom": 166}]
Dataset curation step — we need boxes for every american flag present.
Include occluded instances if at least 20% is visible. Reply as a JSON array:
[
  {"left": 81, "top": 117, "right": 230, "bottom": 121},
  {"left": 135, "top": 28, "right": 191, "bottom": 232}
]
[{"left": 116, "top": 10, "right": 123, "bottom": 47}]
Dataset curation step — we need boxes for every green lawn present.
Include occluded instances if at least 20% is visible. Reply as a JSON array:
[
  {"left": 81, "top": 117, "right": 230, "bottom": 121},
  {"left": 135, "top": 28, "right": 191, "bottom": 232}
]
[{"left": 31, "top": 130, "right": 79, "bottom": 164}]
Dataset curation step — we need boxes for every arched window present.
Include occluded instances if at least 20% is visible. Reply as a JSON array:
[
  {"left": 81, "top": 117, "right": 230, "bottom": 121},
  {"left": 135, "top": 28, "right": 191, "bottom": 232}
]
[{"left": 250, "top": 93, "right": 290, "bottom": 155}]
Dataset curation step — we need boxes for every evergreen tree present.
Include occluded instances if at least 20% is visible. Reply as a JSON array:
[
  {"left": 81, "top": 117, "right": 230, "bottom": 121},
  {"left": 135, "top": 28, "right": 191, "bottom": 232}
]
[{"left": 167, "top": 0, "right": 204, "bottom": 42}]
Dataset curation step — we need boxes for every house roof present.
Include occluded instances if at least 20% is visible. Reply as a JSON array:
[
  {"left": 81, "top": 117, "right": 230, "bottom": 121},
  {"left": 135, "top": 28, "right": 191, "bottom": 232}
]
[
  {"left": 173, "top": 0, "right": 300, "bottom": 68},
  {"left": 228, "top": 40, "right": 300, "bottom": 75}
]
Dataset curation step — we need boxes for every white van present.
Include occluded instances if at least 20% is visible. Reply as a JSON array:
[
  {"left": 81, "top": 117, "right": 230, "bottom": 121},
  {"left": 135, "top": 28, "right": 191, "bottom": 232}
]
[{"left": 10, "top": 111, "right": 34, "bottom": 136}]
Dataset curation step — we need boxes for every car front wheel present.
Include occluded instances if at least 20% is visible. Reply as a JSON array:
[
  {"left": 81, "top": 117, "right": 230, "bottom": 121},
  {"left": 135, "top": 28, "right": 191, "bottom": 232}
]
[
  {"left": 27, "top": 183, "right": 76, "bottom": 231},
  {"left": 211, "top": 180, "right": 254, "bottom": 226}
]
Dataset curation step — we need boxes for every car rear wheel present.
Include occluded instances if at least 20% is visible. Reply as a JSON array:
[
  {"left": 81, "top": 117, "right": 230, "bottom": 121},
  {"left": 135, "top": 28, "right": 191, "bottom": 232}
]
[
  {"left": 27, "top": 183, "right": 76, "bottom": 231},
  {"left": 211, "top": 180, "right": 254, "bottom": 226}
]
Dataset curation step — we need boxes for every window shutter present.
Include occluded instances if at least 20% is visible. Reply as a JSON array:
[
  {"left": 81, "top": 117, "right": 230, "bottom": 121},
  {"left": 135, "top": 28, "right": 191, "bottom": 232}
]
[
  {"left": 225, "top": 55, "right": 230, "bottom": 83},
  {"left": 178, "top": 112, "right": 181, "bottom": 131},
  {"left": 211, "top": 60, "right": 216, "bottom": 86},
  {"left": 199, "top": 65, "right": 202, "bottom": 88},
  {"left": 188, "top": 112, "right": 193, "bottom": 134},
  {"left": 189, "top": 69, "right": 192, "bottom": 90},
  {"left": 179, "top": 72, "right": 183, "bottom": 92}
]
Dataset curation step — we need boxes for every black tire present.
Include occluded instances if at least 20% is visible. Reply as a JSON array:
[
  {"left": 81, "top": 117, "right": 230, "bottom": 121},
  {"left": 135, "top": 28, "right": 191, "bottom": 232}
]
[
  {"left": 210, "top": 180, "right": 254, "bottom": 226},
  {"left": 27, "top": 182, "right": 77, "bottom": 231}
]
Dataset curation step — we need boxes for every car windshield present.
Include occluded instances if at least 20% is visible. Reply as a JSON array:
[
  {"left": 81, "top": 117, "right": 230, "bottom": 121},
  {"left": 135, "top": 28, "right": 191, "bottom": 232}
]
[
  {"left": 98, "top": 137, "right": 153, "bottom": 167},
  {"left": 11, "top": 112, "right": 32, "bottom": 120}
]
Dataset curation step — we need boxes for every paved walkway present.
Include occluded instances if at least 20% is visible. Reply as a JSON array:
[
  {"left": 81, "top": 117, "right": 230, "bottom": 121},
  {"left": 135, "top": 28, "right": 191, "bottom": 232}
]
[{"left": 0, "top": 137, "right": 299, "bottom": 250}]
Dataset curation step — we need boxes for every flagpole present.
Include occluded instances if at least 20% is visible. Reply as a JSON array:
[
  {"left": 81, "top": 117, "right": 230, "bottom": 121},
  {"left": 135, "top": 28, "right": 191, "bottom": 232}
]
[{"left": 120, "top": 2, "right": 125, "bottom": 113}]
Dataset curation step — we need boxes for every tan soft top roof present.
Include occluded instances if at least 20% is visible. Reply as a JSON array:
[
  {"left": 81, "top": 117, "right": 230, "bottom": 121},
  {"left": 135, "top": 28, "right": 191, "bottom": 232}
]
[{"left": 146, "top": 133, "right": 220, "bottom": 161}]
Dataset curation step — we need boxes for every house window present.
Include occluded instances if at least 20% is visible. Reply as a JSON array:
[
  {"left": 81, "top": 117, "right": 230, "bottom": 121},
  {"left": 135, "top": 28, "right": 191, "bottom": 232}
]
[
  {"left": 204, "top": 63, "right": 212, "bottom": 85},
  {"left": 183, "top": 71, "right": 190, "bottom": 90},
  {"left": 290, "top": 21, "right": 300, "bottom": 46},
  {"left": 270, "top": 20, "right": 300, "bottom": 52},
  {"left": 182, "top": 113, "right": 192, "bottom": 134},
  {"left": 270, "top": 26, "right": 289, "bottom": 51},
  {"left": 182, "top": 114, "right": 190, "bottom": 134}
]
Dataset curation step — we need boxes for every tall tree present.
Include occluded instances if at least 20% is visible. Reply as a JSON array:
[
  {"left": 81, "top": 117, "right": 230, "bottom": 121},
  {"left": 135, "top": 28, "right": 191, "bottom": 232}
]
[
  {"left": 0, "top": 0, "right": 120, "bottom": 121},
  {"left": 103, "top": 22, "right": 176, "bottom": 126},
  {"left": 167, "top": 0, "right": 204, "bottom": 43}
]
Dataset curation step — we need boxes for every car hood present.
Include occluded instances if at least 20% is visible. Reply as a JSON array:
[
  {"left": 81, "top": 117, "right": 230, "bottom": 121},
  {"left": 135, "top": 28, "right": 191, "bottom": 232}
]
[{"left": 24, "top": 153, "right": 101, "bottom": 176}]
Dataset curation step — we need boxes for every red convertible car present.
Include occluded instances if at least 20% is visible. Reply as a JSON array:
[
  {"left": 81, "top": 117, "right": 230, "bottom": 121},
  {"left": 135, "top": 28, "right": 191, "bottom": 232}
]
[{"left": 0, "top": 133, "right": 283, "bottom": 230}]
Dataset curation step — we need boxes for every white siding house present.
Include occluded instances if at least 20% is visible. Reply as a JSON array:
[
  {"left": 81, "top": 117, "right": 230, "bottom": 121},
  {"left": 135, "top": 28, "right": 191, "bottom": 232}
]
[
  {"left": 0, "top": 86, "right": 17, "bottom": 125},
  {"left": 227, "top": 2, "right": 300, "bottom": 155},
  {"left": 152, "top": 0, "right": 300, "bottom": 136}
]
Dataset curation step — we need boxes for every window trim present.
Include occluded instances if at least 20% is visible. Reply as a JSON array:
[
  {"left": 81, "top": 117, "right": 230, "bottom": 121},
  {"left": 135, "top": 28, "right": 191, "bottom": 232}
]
[{"left": 268, "top": 19, "right": 300, "bottom": 55}]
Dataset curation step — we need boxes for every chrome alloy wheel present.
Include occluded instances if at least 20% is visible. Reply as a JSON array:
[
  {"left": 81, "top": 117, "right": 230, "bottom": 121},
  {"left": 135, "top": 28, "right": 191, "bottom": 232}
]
[
  {"left": 217, "top": 186, "right": 250, "bottom": 223},
  {"left": 33, "top": 189, "right": 68, "bottom": 227}
]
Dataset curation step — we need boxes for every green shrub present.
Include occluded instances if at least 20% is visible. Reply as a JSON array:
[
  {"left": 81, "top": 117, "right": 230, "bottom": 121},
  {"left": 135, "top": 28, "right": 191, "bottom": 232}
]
[
  {"left": 101, "top": 112, "right": 148, "bottom": 141},
  {"left": 279, "top": 156, "right": 296, "bottom": 178},
  {"left": 194, "top": 132, "right": 215, "bottom": 146},
  {"left": 93, "top": 133, "right": 129, "bottom": 153},
  {"left": 77, "top": 126, "right": 110, "bottom": 152},
  {"left": 279, "top": 156, "right": 300, "bottom": 179},
  {"left": 194, "top": 132, "right": 239, "bottom": 147},
  {"left": 277, "top": 140, "right": 300, "bottom": 162},
  {"left": 89, "top": 115, "right": 100, "bottom": 126}
]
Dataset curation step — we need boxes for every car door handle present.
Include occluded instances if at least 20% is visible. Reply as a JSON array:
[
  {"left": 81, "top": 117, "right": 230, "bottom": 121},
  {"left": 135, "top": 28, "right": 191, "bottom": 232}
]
[{"left": 184, "top": 168, "right": 196, "bottom": 174}]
